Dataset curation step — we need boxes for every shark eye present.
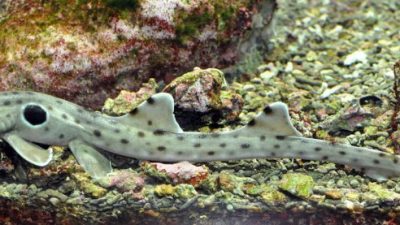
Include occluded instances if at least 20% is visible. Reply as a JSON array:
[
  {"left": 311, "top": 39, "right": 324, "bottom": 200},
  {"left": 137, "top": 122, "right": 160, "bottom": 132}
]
[{"left": 23, "top": 104, "right": 47, "bottom": 126}]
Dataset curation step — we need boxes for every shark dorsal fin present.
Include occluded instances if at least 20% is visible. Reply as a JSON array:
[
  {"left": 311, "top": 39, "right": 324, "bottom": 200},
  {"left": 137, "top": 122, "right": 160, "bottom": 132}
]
[
  {"left": 117, "top": 93, "right": 183, "bottom": 133},
  {"left": 231, "top": 102, "right": 301, "bottom": 137},
  {"left": 3, "top": 133, "right": 53, "bottom": 166}
]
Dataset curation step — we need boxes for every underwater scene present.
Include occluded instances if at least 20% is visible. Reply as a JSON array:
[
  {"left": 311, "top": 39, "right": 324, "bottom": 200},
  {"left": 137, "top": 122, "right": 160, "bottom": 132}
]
[{"left": 0, "top": 0, "right": 399, "bottom": 224}]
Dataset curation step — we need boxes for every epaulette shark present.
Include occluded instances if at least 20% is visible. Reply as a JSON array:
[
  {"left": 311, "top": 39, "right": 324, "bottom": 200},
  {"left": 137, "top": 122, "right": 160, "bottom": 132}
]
[{"left": 0, "top": 91, "right": 399, "bottom": 181}]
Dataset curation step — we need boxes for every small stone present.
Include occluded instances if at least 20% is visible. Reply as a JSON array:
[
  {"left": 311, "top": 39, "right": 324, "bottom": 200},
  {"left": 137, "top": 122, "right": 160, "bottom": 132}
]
[
  {"left": 49, "top": 197, "right": 60, "bottom": 206},
  {"left": 349, "top": 179, "right": 360, "bottom": 188},
  {"left": 325, "top": 190, "right": 343, "bottom": 200},
  {"left": 306, "top": 51, "right": 318, "bottom": 61},
  {"left": 242, "top": 84, "right": 256, "bottom": 92},
  {"left": 343, "top": 50, "right": 367, "bottom": 66}
]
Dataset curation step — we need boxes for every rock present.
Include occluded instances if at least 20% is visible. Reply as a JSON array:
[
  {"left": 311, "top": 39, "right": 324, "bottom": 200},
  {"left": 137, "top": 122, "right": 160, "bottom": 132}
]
[
  {"left": 163, "top": 67, "right": 243, "bottom": 129},
  {"left": 142, "top": 161, "right": 208, "bottom": 187},
  {"left": 96, "top": 170, "right": 145, "bottom": 192},
  {"left": 278, "top": 173, "right": 314, "bottom": 199},
  {"left": 0, "top": 0, "right": 277, "bottom": 109},
  {"left": 343, "top": 50, "right": 368, "bottom": 66}
]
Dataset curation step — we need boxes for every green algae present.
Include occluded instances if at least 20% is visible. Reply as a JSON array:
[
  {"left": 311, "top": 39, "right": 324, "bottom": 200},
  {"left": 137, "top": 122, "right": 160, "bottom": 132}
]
[
  {"left": 368, "top": 182, "right": 400, "bottom": 200},
  {"left": 154, "top": 184, "right": 197, "bottom": 199},
  {"left": 244, "top": 183, "right": 287, "bottom": 205},
  {"left": 279, "top": 173, "right": 315, "bottom": 199}
]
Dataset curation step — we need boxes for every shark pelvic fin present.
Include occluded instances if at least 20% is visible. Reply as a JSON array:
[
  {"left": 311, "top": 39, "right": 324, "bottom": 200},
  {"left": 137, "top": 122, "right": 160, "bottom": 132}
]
[
  {"left": 119, "top": 93, "right": 183, "bottom": 133},
  {"left": 69, "top": 139, "right": 112, "bottom": 179},
  {"left": 3, "top": 133, "right": 53, "bottom": 166},
  {"left": 231, "top": 102, "right": 301, "bottom": 137}
]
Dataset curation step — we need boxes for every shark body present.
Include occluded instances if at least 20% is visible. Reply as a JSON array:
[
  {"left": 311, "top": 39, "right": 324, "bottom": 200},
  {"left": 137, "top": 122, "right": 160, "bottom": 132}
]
[{"left": 0, "top": 91, "right": 399, "bottom": 181}]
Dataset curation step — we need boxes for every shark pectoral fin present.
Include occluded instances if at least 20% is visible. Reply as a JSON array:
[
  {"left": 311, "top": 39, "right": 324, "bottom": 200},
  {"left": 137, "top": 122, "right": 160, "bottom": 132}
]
[
  {"left": 3, "top": 133, "right": 53, "bottom": 167},
  {"left": 116, "top": 93, "right": 183, "bottom": 133},
  {"left": 230, "top": 102, "right": 302, "bottom": 137},
  {"left": 68, "top": 139, "right": 112, "bottom": 179}
]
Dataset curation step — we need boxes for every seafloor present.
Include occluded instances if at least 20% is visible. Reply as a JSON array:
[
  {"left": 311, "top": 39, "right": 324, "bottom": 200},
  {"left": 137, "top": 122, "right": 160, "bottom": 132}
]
[{"left": 1, "top": 0, "right": 400, "bottom": 225}]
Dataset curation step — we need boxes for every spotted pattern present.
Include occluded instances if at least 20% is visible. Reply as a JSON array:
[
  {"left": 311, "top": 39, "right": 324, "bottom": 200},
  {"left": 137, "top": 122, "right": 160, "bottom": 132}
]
[
  {"left": 93, "top": 130, "right": 101, "bottom": 137},
  {"left": 121, "top": 139, "right": 129, "bottom": 144},
  {"left": 241, "top": 144, "right": 250, "bottom": 149},
  {"left": 263, "top": 106, "right": 273, "bottom": 114},
  {"left": 157, "top": 146, "right": 166, "bottom": 151},
  {"left": 147, "top": 97, "right": 155, "bottom": 104}
]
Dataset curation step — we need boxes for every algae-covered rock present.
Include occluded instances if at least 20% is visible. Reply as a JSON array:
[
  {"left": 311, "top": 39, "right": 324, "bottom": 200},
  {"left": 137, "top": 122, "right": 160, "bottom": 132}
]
[
  {"left": 279, "top": 173, "right": 315, "bottom": 199},
  {"left": 154, "top": 184, "right": 197, "bottom": 199},
  {"left": 367, "top": 182, "right": 400, "bottom": 201},
  {"left": 163, "top": 67, "right": 244, "bottom": 128},
  {"left": 0, "top": 0, "right": 276, "bottom": 109}
]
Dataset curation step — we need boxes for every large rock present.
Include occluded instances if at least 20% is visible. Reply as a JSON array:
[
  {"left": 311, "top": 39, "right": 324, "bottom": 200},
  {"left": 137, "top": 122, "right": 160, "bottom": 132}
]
[{"left": 0, "top": 0, "right": 276, "bottom": 109}]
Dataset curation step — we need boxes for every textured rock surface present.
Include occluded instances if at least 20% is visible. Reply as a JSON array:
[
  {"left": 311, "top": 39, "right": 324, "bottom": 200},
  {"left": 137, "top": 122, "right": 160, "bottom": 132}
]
[{"left": 0, "top": 0, "right": 276, "bottom": 109}]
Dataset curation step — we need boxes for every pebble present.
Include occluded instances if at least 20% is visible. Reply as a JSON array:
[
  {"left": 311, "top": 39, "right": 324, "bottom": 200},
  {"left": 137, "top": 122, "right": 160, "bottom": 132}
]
[
  {"left": 343, "top": 50, "right": 367, "bottom": 66},
  {"left": 242, "top": 84, "right": 256, "bottom": 92},
  {"left": 349, "top": 179, "right": 360, "bottom": 188}
]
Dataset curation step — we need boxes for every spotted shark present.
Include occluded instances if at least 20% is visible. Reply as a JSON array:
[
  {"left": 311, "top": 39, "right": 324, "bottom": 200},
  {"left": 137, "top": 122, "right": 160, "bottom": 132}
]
[{"left": 0, "top": 91, "right": 399, "bottom": 181}]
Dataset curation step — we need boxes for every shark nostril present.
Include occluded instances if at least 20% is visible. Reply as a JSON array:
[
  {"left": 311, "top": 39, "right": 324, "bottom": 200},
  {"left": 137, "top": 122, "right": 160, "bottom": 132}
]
[{"left": 23, "top": 104, "right": 47, "bottom": 126}]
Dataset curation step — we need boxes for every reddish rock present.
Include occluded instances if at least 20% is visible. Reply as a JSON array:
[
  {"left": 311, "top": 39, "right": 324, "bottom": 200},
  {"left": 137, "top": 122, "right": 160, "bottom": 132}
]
[
  {"left": 0, "top": 0, "right": 276, "bottom": 109},
  {"left": 142, "top": 161, "right": 208, "bottom": 187}
]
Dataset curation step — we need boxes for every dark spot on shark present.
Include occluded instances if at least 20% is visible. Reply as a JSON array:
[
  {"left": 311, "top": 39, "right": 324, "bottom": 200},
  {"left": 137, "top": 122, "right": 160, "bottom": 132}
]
[
  {"left": 315, "top": 147, "right": 321, "bottom": 152},
  {"left": 44, "top": 127, "right": 49, "bottom": 131},
  {"left": 260, "top": 135, "right": 266, "bottom": 141},
  {"left": 274, "top": 144, "right": 280, "bottom": 149},
  {"left": 47, "top": 106, "right": 53, "bottom": 111},
  {"left": 16, "top": 99, "right": 23, "bottom": 104},
  {"left": 6, "top": 114, "right": 10, "bottom": 118},
  {"left": 147, "top": 97, "right": 155, "bottom": 104},
  {"left": 129, "top": 108, "right": 138, "bottom": 115},
  {"left": 56, "top": 100, "right": 63, "bottom": 104},
  {"left": 199, "top": 134, "right": 207, "bottom": 139},
  {"left": 121, "top": 139, "right": 129, "bottom": 144},
  {"left": 75, "top": 119, "right": 81, "bottom": 124},
  {"left": 59, "top": 134, "right": 64, "bottom": 139},
  {"left": 3, "top": 100, "right": 10, "bottom": 106},
  {"left": 93, "top": 130, "right": 101, "bottom": 137},
  {"left": 11, "top": 91, "right": 19, "bottom": 95},
  {"left": 62, "top": 114, "right": 68, "bottom": 119},
  {"left": 211, "top": 133, "right": 220, "bottom": 138},
  {"left": 373, "top": 159, "right": 380, "bottom": 164},
  {"left": 157, "top": 146, "right": 166, "bottom": 151},
  {"left": 220, "top": 143, "right": 226, "bottom": 148},
  {"left": 153, "top": 130, "right": 165, "bottom": 136},
  {"left": 233, "top": 134, "right": 239, "bottom": 138},
  {"left": 148, "top": 120, "right": 153, "bottom": 126},
  {"left": 177, "top": 136, "right": 184, "bottom": 141},
  {"left": 393, "top": 158, "right": 399, "bottom": 164},
  {"left": 298, "top": 151, "right": 304, "bottom": 155},
  {"left": 207, "top": 151, "right": 215, "bottom": 156},
  {"left": 270, "top": 152, "right": 276, "bottom": 157},
  {"left": 114, "top": 128, "right": 120, "bottom": 133},
  {"left": 138, "top": 131, "right": 145, "bottom": 137},
  {"left": 378, "top": 153, "right": 386, "bottom": 157},
  {"left": 194, "top": 143, "right": 201, "bottom": 148},
  {"left": 248, "top": 119, "right": 256, "bottom": 126},
  {"left": 263, "top": 106, "right": 273, "bottom": 114},
  {"left": 276, "top": 135, "right": 286, "bottom": 140},
  {"left": 352, "top": 158, "right": 358, "bottom": 163},
  {"left": 322, "top": 156, "right": 329, "bottom": 160},
  {"left": 339, "top": 151, "right": 346, "bottom": 155},
  {"left": 177, "top": 151, "right": 183, "bottom": 155},
  {"left": 241, "top": 144, "right": 250, "bottom": 149}
]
